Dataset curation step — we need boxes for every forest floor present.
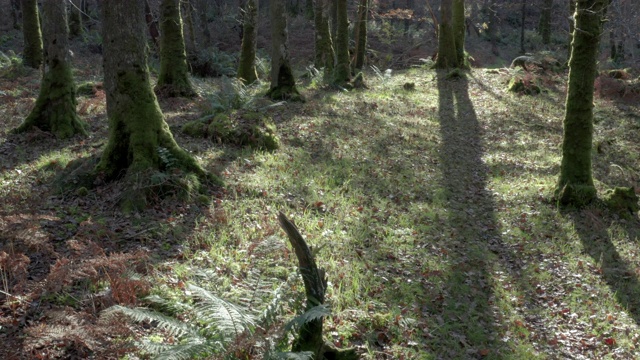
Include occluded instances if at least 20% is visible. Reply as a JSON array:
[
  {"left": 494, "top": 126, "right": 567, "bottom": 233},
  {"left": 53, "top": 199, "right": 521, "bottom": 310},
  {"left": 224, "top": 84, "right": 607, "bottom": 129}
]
[{"left": 1, "top": 45, "right": 640, "bottom": 359}]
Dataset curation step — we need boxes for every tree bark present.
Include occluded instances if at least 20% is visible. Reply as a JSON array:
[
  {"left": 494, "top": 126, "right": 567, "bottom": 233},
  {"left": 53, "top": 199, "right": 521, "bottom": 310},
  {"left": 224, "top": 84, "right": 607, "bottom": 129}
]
[
  {"left": 196, "top": 0, "right": 211, "bottom": 47},
  {"left": 11, "top": 0, "right": 22, "bottom": 30},
  {"left": 21, "top": 0, "right": 43, "bottom": 68},
  {"left": 435, "top": 0, "right": 458, "bottom": 68},
  {"left": 555, "top": 0, "right": 609, "bottom": 206},
  {"left": 267, "top": 0, "right": 303, "bottom": 101},
  {"left": 13, "top": 0, "right": 85, "bottom": 139},
  {"left": 452, "top": 0, "right": 466, "bottom": 67},
  {"left": 98, "top": 0, "right": 214, "bottom": 210},
  {"left": 538, "top": 0, "right": 553, "bottom": 45},
  {"left": 68, "top": 0, "right": 82, "bottom": 37},
  {"left": 568, "top": 0, "right": 576, "bottom": 58},
  {"left": 155, "top": 0, "right": 196, "bottom": 97},
  {"left": 237, "top": 0, "right": 259, "bottom": 84},
  {"left": 332, "top": 0, "right": 350, "bottom": 85},
  {"left": 353, "top": 0, "right": 367, "bottom": 71},
  {"left": 313, "top": 0, "right": 335, "bottom": 75}
]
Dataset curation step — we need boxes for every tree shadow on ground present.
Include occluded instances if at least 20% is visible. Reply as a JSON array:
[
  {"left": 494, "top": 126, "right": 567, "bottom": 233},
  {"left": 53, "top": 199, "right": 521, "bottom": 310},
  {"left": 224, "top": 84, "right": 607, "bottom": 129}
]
[{"left": 568, "top": 208, "right": 640, "bottom": 325}]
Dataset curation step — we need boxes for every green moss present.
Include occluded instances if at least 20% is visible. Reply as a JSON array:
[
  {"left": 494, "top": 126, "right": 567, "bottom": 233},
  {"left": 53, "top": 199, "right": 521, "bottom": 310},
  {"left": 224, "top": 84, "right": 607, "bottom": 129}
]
[
  {"left": 507, "top": 76, "right": 541, "bottom": 95},
  {"left": 603, "top": 187, "right": 639, "bottom": 214},
  {"left": 205, "top": 111, "right": 279, "bottom": 151},
  {"left": 237, "top": 0, "right": 258, "bottom": 84},
  {"left": 181, "top": 119, "right": 208, "bottom": 137},
  {"left": 22, "top": 0, "right": 43, "bottom": 69}
]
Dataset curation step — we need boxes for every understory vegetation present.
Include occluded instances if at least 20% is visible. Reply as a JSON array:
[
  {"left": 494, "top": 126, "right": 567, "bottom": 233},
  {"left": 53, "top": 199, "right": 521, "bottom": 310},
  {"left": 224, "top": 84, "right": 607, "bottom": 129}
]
[{"left": 1, "top": 32, "right": 640, "bottom": 360}]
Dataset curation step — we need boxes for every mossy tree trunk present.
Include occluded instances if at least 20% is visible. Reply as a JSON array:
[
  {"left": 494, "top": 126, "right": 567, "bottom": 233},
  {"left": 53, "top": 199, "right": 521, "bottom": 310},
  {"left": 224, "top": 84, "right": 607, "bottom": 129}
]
[
  {"left": 21, "top": 0, "right": 43, "bottom": 68},
  {"left": 538, "top": 0, "right": 553, "bottom": 45},
  {"left": 155, "top": 0, "right": 195, "bottom": 98},
  {"left": 330, "top": 0, "right": 337, "bottom": 41},
  {"left": 181, "top": 0, "right": 197, "bottom": 54},
  {"left": 353, "top": 0, "right": 367, "bottom": 71},
  {"left": 304, "top": 0, "right": 314, "bottom": 20},
  {"left": 13, "top": 0, "right": 85, "bottom": 139},
  {"left": 11, "top": 0, "right": 21, "bottom": 30},
  {"left": 68, "top": 0, "right": 82, "bottom": 38},
  {"left": 98, "top": 0, "right": 212, "bottom": 209},
  {"left": 435, "top": 0, "right": 458, "bottom": 68},
  {"left": 332, "top": 0, "right": 350, "bottom": 85},
  {"left": 452, "top": 0, "right": 466, "bottom": 68},
  {"left": 554, "top": 0, "right": 609, "bottom": 206},
  {"left": 237, "top": 0, "right": 258, "bottom": 84},
  {"left": 313, "top": 0, "right": 335, "bottom": 75},
  {"left": 267, "top": 0, "right": 303, "bottom": 101},
  {"left": 568, "top": 0, "right": 576, "bottom": 58}
]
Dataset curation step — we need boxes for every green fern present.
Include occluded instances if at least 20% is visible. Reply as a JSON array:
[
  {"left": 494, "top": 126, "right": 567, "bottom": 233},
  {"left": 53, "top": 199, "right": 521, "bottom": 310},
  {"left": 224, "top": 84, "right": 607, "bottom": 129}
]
[
  {"left": 157, "top": 147, "right": 177, "bottom": 169},
  {"left": 207, "top": 77, "right": 257, "bottom": 114},
  {"left": 283, "top": 304, "right": 331, "bottom": 333}
]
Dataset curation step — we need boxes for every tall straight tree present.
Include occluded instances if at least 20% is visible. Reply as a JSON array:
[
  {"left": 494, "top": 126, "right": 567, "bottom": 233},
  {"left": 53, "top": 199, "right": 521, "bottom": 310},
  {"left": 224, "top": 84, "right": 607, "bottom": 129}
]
[
  {"left": 21, "top": 0, "right": 43, "bottom": 68},
  {"left": 98, "top": 0, "right": 213, "bottom": 210},
  {"left": 313, "top": 0, "right": 334, "bottom": 74},
  {"left": 267, "top": 0, "right": 303, "bottom": 101},
  {"left": 435, "top": 0, "right": 458, "bottom": 68},
  {"left": 452, "top": 0, "right": 466, "bottom": 67},
  {"left": 554, "top": 0, "right": 609, "bottom": 205},
  {"left": 68, "top": 0, "right": 82, "bottom": 37},
  {"left": 353, "top": 0, "right": 368, "bottom": 71},
  {"left": 332, "top": 0, "right": 350, "bottom": 85},
  {"left": 538, "top": 0, "right": 553, "bottom": 45},
  {"left": 155, "top": 0, "right": 196, "bottom": 97},
  {"left": 13, "top": 0, "right": 85, "bottom": 139},
  {"left": 237, "top": 0, "right": 259, "bottom": 84}
]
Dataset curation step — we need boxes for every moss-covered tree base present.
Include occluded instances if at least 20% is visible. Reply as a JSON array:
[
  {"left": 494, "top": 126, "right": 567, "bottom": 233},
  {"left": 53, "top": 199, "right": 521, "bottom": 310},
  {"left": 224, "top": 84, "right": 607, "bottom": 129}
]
[
  {"left": 12, "top": 63, "right": 86, "bottom": 139},
  {"left": 266, "top": 85, "right": 305, "bottom": 102},
  {"left": 154, "top": 83, "right": 197, "bottom": 98},
  {"left": 554, "top": 183, "right": 597, "bottom": 207},
  {"left": 182, "top": 111, "right": 279, "bottom": 151},
  {"left": 603, "top": 187, "right": 639, "bottom": 215}
]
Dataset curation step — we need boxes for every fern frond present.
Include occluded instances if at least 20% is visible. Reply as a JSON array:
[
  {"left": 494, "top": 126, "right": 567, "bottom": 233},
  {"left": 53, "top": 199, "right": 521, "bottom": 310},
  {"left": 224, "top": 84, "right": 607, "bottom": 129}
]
[
  {"left": 284, "top": 304, "right": 331, "bottom": 333},
  {"left": 187, "top": 284, "right": 256, "bottom": 339},
  {"left": 145, "top": 294, "right": 193, "bottom": 315},
  {"left": 139, "top": 338, "right": 221, "bottom": 360},
  {"left": 106, "top": 305, "right": 198, "bottom": 338},
  {"left": 266, "top": 351, "right": 315, "bottom": 360}
]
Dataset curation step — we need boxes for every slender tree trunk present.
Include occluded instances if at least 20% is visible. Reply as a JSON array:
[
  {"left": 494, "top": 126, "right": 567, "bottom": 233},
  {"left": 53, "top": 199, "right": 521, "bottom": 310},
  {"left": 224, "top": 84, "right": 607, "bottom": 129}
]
[
  {"left": 11, "top": 0, "right": 22, "bottom": 30},
  {"left": 332, "top": 0, "right": 350, "bottom": 85},
  {"left": 304, "top": 0, "right": 314, "bottom": 20},
  {"left": 181, "top": 0, "right": 197, "bottom": 54},
  {"left": 68, "top": 0, "right": 83, "bottom": 38},
  {"left": 330, "top": 0, "right": 337, "bottom": 41},
  {"left": 98, "top": 0, "right": 213, "bottom": 210},
  {"left": 13, "top": 0, "right": 85, "bottom": 139},
  {"left": 568, "top": 0, "right": 576, "bottom": 58},
  {"left": 452, "top": 0, "right": 466, "bottom": 67},
  {"left": 237, "top": 0, "right": 258, "bottom": 84},
  {"left": 155, "top": 0, "right": 196, "bottom": 97},
  {"left": 555, "top": 0, "right": 609, "bottom": 206},
  {"left": 520, "top": 0, "right": 526, "bottom": 54},
  {"left": 435, "top": 0, "right": 458, "bottom": 68},
  {"left": 145, "top": 0, "right": 160, "bottom": 47},
  {"left": 21, "top": 0, "right": 43, "bottom": 68},
  {"left": 267, "top": 0, "right": 303, "bottom": 101},
  {"left": 313, "top": 0, "right": 335, "bottom": 74},
  {"left": 538, "top": 0, "right": 553, "bottom": 45},
  {"left": 353, "top": 0, "right": 367, "bottom": 71}
]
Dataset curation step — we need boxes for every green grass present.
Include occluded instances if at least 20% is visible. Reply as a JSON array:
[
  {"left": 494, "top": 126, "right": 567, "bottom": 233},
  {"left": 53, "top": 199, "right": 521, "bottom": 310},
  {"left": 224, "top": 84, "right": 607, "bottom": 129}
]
[{"left": 2, "top": 63, "right": 640, "bottom": 359}]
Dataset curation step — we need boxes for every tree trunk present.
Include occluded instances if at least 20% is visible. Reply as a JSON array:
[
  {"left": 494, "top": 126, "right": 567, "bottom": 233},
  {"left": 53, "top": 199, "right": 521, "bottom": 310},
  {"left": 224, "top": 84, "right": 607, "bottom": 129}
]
[
  {"left": 520, "top": 0, "right": 526, "bottom": 54},
  {"left": 353, "top": 0, "right": 367, "bottom": 71},
  {"left": 538, "top": 0, "right": 553, "bottom": 45},
  {"left": 11, "top": 0, "right": 21, "bottom": 30},
  {"left": 21, "top": 0, "right": 43, "bottom": 68},
  {"left": 304, "top": 0, "right": 314, "bottom": 20},
  {"left": 155, "top": 0, "right": 196, "bottom": 97},
  {"left": 555, "top": 0, "right": 609, "bottom": 206},
  {"left": 313, "top": 0, "right": 335, "bottom": 74},
  {"left": 98, "top": 0, "right": 213, "bottom": 210},
  {"left": 452, "top": 0, "right": 466, "bottom": 67},
  {"left": 68, "top": 0, "right": 82, "bottom": 37},
  {"left": 332, "top": 0, "right": 350, "bottom": 85},
  {"left": 330, "top": 0, "right": 337, "bottom": 41},
  {"left": 181, "top": 0, "right": 197, "bottom": 54},
  {"left": 435, "top": 0, "right": 458, "bottom": 68},
  {"left": 237, "top": 0, "right": 259, "bottom": 84},
  {"left": 13, "top": 0, "right": 85, "bottom": 139},
  {"left": 145, "top": 0, "right": 160, "bottom": 47},
  {"left": 568, "top": 0, "right": 576, "bottom": 58},
  {"left": 267, "top": 0, "right": 303, "bottom": 101}
]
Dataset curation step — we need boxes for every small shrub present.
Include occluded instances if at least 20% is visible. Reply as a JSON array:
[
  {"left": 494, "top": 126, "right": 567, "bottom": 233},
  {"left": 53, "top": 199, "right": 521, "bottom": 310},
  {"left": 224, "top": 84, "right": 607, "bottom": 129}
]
[
  {"left": 508, "top": 74, "right": 541, "bottom": 95},
  {"left": 188, "top": 47, "right": 237, "bottom": 78}
]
